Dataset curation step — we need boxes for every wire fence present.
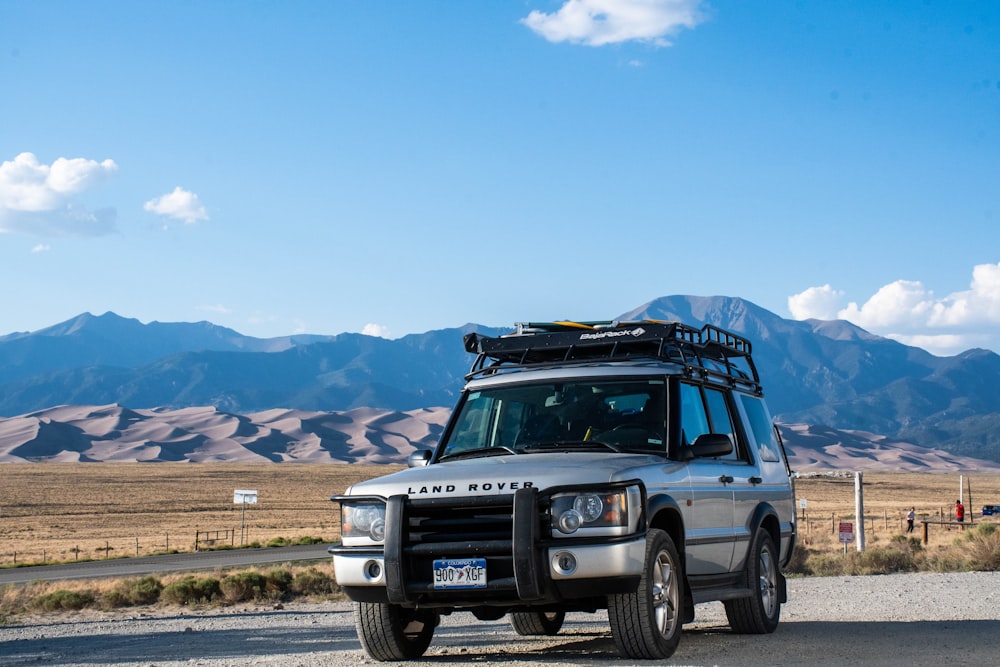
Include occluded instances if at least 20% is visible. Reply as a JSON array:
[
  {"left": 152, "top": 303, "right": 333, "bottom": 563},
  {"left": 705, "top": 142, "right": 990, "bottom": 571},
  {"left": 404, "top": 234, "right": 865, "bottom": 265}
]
[{"left": 4, "top": 526, "right": 264, "bottom": 566}]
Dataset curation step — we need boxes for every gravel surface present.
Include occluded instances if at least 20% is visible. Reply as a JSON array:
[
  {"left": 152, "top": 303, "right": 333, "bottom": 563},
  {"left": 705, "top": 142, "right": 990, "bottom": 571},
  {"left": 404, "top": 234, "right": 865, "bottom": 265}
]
[{"left": 2, "top": 571, "right": 998, "bottom": 666}]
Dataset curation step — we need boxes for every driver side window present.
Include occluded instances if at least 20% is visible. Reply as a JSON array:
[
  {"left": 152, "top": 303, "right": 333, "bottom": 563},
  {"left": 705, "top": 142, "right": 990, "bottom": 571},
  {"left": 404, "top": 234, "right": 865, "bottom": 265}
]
[
  {"left": 703, "top": 386, "right": 742, "bottom": 462},
  {"left": 679, "top": 382, "right": 710, "bottom": 446},
  {"left": 680, "top": 383, "right": 741, "bottom": 460}
]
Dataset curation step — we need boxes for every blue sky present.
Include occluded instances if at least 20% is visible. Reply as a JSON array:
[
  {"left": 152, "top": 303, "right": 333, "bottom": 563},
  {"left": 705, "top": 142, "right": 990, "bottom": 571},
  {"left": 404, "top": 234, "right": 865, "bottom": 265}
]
[{"left": 1, "top": 1, "right": 998, "bottom": 356}]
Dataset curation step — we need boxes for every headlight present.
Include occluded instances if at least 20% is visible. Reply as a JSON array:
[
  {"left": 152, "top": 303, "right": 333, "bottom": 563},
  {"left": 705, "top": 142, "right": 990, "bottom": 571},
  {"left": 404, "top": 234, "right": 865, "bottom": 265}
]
[
  {"left": 550, "top": 484, "right": 642, "bottom": 537},
  {"left": 341, "top": 500, "right": 387, "bottom": 545}
]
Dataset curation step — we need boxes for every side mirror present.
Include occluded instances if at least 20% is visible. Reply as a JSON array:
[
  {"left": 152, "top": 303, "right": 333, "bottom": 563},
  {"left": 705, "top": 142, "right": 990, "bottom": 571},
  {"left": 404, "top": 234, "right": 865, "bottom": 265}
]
[
  {"left": 686, "top": 433, "right": 733, "bottom": 459},
  {"left": 408, "top": 449, "right": 432, "bottom": 467}
]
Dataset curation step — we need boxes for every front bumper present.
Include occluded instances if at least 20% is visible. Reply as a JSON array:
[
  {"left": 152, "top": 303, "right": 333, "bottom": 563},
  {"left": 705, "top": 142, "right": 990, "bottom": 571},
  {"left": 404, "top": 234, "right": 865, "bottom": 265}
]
[
  {"left": 330, "top": 487, "right": 645, "bottom": 607},
  {"left": 332, "top": 538, "right": 645, "bottom": 605}
]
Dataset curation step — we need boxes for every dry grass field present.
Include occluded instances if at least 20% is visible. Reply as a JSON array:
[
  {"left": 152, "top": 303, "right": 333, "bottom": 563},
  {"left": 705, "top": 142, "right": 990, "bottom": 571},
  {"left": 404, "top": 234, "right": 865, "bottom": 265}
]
[
  {"left": 1, "top": 463, "right": 998, "bottom": 567},
  {"left": 0, "top": 463, "right": 402, "bottom": 565},
  {"left": 792, "top": 471, "right": 1000, "bottom": 553}
]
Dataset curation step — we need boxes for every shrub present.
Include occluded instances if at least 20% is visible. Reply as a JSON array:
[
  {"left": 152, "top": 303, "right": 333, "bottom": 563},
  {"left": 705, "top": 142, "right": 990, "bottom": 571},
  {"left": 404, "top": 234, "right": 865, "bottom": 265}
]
[
  {"left": 962, "top": 523, "right": 1000, "bottom": 571},
  {"left": 264, "top": 535, "right": 325, "bottom": 548},
  {"left": 916, "top": 549, "right": 966, "bottom": 573},
  {"left": 265, "top": 537, "right": 293, "bottom": 548},
  {"left": 803, "top": 551, "right": 847, "bottom": 577},
  {"left": 853, "top": 545, "right": 915, "bottom": 575},
  {"left": 265, "top": 569, "right": 294, "bottom": 599},
  {"left": 975, "top": 522, "right": 997, "bottom": 537},
  {"left": 161, "top": 576, "right": 221, "bottom": 605},
  {"left": 103, "top": 576, "right": 163, "bottom": 608},
  {"left": 30, "top": 589, "right": 96, "bottom": 612},
  {"left": 783, "top": 545, "right": 813, "bottom": 576},
  {"left": 220, "top": 572, "right": 268, "bottom": 603},
  {"left": 291, "top": 567, "right": 339, "bottom": 597}
]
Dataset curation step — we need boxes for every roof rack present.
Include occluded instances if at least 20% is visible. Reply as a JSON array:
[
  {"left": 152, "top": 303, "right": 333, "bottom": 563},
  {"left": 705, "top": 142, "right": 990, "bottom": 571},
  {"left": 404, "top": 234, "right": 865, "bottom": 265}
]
[{"left": 463, "top": 320, "right": 761, "bottom": 393}]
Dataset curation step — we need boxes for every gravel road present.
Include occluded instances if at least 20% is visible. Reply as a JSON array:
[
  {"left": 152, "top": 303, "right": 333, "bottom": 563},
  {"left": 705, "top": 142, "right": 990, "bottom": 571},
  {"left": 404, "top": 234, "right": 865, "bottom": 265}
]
[{"left": 2, "top": 571, "right": 997, "bottom": 666}]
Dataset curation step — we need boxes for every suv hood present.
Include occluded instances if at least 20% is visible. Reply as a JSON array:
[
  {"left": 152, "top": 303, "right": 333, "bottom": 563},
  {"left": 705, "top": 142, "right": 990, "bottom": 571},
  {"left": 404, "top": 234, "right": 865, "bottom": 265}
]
[{"left": 345, "top": 452, "right": 677, "bottom": 500}]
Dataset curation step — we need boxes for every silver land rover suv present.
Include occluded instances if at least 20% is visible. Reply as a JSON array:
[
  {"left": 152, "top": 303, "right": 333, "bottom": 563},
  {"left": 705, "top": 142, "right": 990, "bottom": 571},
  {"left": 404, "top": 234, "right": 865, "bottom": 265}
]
[{"left": 330, "top": 320, "right": 796, "bottom": 660}]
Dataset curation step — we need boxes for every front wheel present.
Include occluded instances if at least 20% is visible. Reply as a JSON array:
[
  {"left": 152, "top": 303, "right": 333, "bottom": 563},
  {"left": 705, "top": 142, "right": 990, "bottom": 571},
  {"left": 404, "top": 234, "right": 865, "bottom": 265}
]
[
  {"left": 509, "top": 610, "right": 566, "bottom": 636},
  {"left": 607, "top": 528, "right": 683, "bottom": 659},
  {"left": 354, "top": 601, "right": 438, "bottom": 661},
  {"left": 724, "top": 529, "right": 782, "bottom": 634}
]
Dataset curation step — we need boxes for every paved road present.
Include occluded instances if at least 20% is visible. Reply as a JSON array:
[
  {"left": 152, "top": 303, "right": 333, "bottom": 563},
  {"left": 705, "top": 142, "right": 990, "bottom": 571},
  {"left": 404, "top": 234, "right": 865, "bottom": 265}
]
[{"left": 0, "top": 543, "right": 332, "bottom": 585}]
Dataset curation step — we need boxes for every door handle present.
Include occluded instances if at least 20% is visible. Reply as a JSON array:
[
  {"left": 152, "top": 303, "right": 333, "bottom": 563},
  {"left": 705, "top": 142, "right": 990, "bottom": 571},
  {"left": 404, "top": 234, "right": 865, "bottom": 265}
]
[
  {"left": 719, "top": 475, "right": 734, "bottom": 484},
  {"left": 749, "top": 476, "right": 762, "bottom": 485}
]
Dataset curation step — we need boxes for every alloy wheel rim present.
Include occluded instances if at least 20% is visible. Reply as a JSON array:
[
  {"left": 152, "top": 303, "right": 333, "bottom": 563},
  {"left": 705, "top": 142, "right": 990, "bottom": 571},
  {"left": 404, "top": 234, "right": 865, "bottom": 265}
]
[
  {"left": 651, "top": 550, "right": 678, "bottom": 636},
  {"left": 758, "top": 547, "right": 777, "bottom": 617}
]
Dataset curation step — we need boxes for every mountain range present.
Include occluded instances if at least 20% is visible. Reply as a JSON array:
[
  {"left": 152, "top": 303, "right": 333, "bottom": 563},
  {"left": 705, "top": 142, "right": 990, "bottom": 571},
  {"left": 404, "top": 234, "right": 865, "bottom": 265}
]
[{"left": 2, "top": 295, "right": 999, "bottom": 468}]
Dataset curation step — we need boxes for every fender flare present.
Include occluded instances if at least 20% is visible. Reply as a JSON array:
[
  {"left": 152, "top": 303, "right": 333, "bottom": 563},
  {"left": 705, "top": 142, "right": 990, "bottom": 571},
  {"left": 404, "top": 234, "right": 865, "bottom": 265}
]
[{"left": 645, "top": 493, "right": 685, "bottom": 549}]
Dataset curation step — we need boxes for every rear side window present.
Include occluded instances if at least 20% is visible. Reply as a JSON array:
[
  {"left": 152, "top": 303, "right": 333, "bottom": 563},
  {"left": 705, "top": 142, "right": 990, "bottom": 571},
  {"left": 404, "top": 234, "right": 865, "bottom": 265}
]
[{"left": 740, "top": 395, "right": 780, "bottom": 462}]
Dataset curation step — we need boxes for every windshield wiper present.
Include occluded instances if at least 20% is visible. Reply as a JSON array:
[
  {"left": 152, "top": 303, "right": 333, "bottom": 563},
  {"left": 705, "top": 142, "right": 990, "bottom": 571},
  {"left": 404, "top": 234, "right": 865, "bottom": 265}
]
[
  {"left": 520, "top": 440, "right": 621, "bottom": 453},
  {"left": 438, "top": 446, "right": 518, "bottom": 462}
]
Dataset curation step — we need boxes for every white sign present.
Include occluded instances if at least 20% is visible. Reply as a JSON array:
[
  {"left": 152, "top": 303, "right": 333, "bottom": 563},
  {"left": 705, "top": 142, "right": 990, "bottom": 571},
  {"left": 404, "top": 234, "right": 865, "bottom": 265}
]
[
  {"left": 234, "top": 489, "right": 258, "bottom": 504},
  {"left": 799, "top": 498, "right": 808, "bottom": 509}
]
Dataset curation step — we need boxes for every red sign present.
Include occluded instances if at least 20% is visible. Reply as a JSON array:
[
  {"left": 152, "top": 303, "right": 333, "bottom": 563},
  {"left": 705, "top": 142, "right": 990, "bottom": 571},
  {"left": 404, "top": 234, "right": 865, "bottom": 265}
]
[{"left": 838, "top": 522, "right": 854, "bottom": 544}]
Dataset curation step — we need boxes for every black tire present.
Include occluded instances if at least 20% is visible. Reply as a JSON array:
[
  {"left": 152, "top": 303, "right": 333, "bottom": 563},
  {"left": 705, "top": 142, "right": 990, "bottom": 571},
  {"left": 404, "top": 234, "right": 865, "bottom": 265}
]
[
  {"left": 724, "top": 529, "right": 781, "bottom": 634},
  {"left": 607, "top": 528, "right": 683, "bottom": 659},
  {"left": 354, "top": 601, "right": 437, "bottom": 661},
  {"left": 509, "top": 610, "right": 566, "bottom": 636}
]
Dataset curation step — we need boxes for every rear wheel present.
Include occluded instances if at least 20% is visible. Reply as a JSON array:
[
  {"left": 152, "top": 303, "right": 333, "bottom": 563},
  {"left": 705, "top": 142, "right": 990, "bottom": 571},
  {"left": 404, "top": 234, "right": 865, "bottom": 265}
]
[
  {"left": 607, "top": 528, "right": 683, "bottom": 659},
  {"left": 509, "top": 610, "right": 566, "bottom": 636},
  {"left": 354, "top": 601, "right": 437, "bottom": 660},
  {"left": 724, "top": 529, "right": 781, "bottom": 634}
]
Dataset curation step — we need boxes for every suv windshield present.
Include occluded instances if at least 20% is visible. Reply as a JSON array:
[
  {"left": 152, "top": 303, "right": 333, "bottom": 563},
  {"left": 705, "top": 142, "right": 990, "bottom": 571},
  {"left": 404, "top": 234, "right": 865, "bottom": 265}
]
[{"left": 440, "top": 378, "right": 667, "bottom": 458}]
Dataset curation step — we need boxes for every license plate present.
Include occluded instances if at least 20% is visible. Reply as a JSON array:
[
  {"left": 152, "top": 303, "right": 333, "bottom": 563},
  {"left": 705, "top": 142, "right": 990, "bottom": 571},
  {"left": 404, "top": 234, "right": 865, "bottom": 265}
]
[{"left": 432, "top": 558, "right": 487, "bottom": 589}]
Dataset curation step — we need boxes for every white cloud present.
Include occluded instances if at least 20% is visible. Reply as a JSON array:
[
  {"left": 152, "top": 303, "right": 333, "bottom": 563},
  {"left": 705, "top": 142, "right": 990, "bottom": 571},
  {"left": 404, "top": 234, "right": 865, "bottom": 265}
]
[
  {"left": 789, "top": 261, "right": 1000, "bottom": 355},
  {"left": 522, "top": 0, "right": 707, "bottom": 47},
  {"left": 144, "top": 186, "right": 208, "bottom": 224},
  {"left": 787, "top": 284, "right": 845, "bottom": 321},
  {"left": 362, "top": 323, "right": 392, "bottom": 338},
  {"left": 838, "top": 280, "right": 937, "bottom": 330},
  {"left": 31, "top": 243, "right": 51, "bottom": 253},
  {"left": 0, "top": 152, "right": 118, "bottom": 236}
]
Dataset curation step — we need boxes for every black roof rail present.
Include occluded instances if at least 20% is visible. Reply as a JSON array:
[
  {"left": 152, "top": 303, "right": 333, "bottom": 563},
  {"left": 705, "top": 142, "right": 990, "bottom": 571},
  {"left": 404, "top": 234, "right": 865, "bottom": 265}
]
[{"left": 463, "top": 320, "right": 762, "bottom": 394}]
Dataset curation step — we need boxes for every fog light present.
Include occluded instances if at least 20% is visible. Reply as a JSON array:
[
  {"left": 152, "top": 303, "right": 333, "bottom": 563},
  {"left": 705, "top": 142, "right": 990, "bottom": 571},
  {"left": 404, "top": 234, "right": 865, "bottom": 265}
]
[
  {"left": 552, "top": 551, "right": 577, "bottom": 575},
  {"left": 364, "top": 560, "right": 383, "bottom": 581}
]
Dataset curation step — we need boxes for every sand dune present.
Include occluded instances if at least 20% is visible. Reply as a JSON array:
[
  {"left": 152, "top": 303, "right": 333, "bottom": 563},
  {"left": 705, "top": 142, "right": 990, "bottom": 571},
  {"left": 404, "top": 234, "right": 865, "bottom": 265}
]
[
  {"left": 0, "top": 404, "right": 997, "bottom": 472},
  {"left": 778, "top": 423, "right": 1000, "bottom": 472},
  {"left": 0, "top": 404, "right": 448, "bottom": 465}
]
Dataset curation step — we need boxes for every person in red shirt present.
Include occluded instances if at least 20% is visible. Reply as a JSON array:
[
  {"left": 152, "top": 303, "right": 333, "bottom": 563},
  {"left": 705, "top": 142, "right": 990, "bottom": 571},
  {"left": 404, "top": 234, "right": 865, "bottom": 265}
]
[{"left": 956, "top": 500, "right": 965, "bottom": 530}]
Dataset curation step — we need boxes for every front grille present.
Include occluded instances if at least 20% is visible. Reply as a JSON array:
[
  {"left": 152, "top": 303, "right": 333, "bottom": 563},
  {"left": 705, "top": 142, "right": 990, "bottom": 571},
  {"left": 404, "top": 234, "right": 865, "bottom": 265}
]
[
  {"left": 384, "top": 490, "right": 545, "bottom": 604},
  {"left": 409, "top": 494, "right": 514, "bottom": 544}
]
